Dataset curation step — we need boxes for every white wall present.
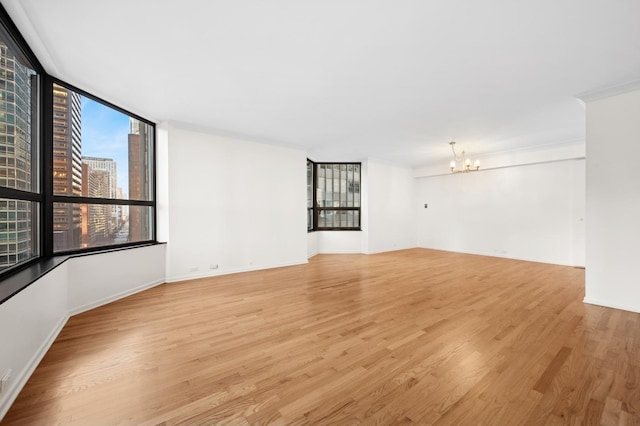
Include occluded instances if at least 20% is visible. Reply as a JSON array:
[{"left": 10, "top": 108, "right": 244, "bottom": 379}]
[
  {"left": 314, "top": 231, "right": 365, "bottom": 254},
  {"left": 585, "top": 88, "right": 640, "bottom": 313},
  {"left": 164, "top": 124, "right": 308, "bottom": 282},
  {"left": 0, "top": 264, "right": 68, "bottom": 420},
  {"left": 415, "top": 158, "right": 585, "bottom": 266},
  {"left": 0, "top": 244, "right": 165, "bottom": 420},
  {"left": 366, "top": 160, "right": 415, "bottom": 254},
  {"left": 68, "top": 244, "right": 166, "bottom": 315},
  {"left": 309, "top": 159, "right": 415, "bottom": 255},
  {"left": 313, "top": 161, "right": 368, "bottom": 254},
  {"left": 156, "top": 121, "right": 170, "bottom": 243},
  {"left": 307, "top": 231, "right": 319, "bottom": 258}
]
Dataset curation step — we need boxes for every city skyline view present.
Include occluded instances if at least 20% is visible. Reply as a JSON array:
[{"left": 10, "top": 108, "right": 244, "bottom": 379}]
[
  {"left": 81, "top": 96, "right": 131, "bottom": 197},
  {"left": 52, "top": 82, "right": 154, "bottom": 252},
  {"left": 0, "top": 16, "right": 155, "bottom": 274}
]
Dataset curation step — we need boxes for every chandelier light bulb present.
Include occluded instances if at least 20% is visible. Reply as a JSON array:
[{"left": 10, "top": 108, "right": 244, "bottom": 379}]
[{"left": 448, "top": 141, "right": 480, "bottom": 174}]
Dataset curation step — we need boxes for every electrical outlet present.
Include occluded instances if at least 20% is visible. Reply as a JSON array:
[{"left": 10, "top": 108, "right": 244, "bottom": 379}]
[
  {"left": 0, "top": 369, "right": 11, "bottom": 394},
  {"left": 209, "top": 264, "right": 218, "bottom": 270},
  {"left": 189, "top": 266, "right": 198, "bottom": 273}
]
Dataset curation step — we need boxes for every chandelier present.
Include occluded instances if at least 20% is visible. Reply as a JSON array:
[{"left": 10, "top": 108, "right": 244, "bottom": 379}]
[{"left": 449, "top": 141, "right": 479, "bottom": 173}]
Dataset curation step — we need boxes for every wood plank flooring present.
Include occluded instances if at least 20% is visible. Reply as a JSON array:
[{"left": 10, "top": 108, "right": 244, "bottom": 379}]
[{"left": 3, "top": 248, "right": 639, "bottom": 425}]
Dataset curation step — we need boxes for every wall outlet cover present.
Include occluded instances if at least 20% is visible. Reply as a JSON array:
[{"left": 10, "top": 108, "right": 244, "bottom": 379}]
[{"left": 0, "top": 369, "right": 11, "bottom": 393}]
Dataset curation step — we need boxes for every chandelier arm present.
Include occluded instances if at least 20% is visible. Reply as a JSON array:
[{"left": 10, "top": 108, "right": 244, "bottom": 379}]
[
  {"left": 447, "top": 141, "right": 479, "bottom": 173},
  {"left": 450, "top": 141, "right": 459, "bottom": 160}
]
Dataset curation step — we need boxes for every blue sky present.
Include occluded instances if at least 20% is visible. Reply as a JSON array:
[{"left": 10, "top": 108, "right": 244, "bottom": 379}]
[{"left": 80, "top": 97, "right": 130, "bottom": 196}]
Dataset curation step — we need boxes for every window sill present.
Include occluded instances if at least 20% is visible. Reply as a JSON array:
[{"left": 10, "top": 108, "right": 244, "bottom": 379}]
[
  {"left": 308, "top": 228, "right": 362, "bottom": 233},
  {"left": 0, "top": 242, "right": 163, "bottom": 305}
]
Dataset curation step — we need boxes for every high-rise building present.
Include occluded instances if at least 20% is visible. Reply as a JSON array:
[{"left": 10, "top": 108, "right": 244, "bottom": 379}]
[
  {"left": 85, "top": 167, "right": 110, "bottom": 245},
  {"left": 80, "top": 162, "right": 112, "bottom": 247},
  {"left": 52, "top": 83, "right": 82, "bottom": 251},
  {"left": 82, "top": 156, "right": 119, "bottom": 235},
  {"left": 0, "top": 42, "right": 36, "bottom": 269},
  {"left": 80, "top": 163, "right": 89, "bottom": 248},
  {"left": 82, "top": 156, "right": 117, "bottom": 199},
  {"left": 128, "top": 118, "right": 151, "bottom": 242}
]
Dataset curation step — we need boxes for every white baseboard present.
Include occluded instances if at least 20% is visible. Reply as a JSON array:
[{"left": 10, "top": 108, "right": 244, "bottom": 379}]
[
  {"left": 166, "top": 259, "right": 308, "bottom": 283},
  {"left": 0, "top": 313, "right": 69, "bottom": 421},
  {"left": 69, "top": 279, "right": 166, "bottom": 316},
  {"left": 583, "top": 297, "right": 640, "bottom": 314}
]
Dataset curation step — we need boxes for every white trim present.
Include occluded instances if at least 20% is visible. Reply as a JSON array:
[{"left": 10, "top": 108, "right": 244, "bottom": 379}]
[
  {"left": 0, "top": 0, "right": 61, "bottom": 76},
  {"left": 576, "top": 79, "right": 640, "bottom": 103},
  {"left": 365, "top": 246, "right": 417, "bottom": 255},
  {"left": 583, "top": 297, "right": 640, "bottom": 314},
  {"left": 0, "top": 313, "right": 69, "bottom": 420},
  {"left": 68, "top": 279, "right": 166, "bottom": 316},
  {"left": 417, "top": 156, "right": 586, "bottom": 178},
  {"left": 165, "top": 259, "right": 308, "bottom": 283},
  {"left": 170, "top": 120, "right": 301, "bottom": 152}
]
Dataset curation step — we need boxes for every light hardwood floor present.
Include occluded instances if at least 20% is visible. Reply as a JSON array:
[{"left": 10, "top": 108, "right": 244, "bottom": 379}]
[{"left": 3, "top": 249, "right": 639, "bottom": 425}]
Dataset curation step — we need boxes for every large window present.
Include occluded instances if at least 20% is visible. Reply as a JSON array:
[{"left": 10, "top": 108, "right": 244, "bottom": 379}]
[
  {"left": 51, "top": 82, "right": 155, "bottom": 253},
  {"left": 307, "top": 160, "right": 313, "bottom": 231},
  {"left": 0, "top": 16, "right": 40, "bottom": 273},
  {"left": 307, "top": 160, "right": 361, "bottom": 231},
  {"left": 0, "top": 5, "right": 156, "bottom": 281}
]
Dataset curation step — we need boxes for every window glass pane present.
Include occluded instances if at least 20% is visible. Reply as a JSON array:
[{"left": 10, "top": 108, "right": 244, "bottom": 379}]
[
  {"left": 313, "top": 163, "right": 361, "bottom": 230},
  {"left": 0, "top": 198, "right": 38, "bottom": 271},
  {"left": 53, "top": 83, "right": 154, "bottom": 201},
  {"left": 340, "top": 165, "right": 347, "bottom": 205},
  {"left": 318, "top": 210, "right": 326, "bottom": 228},
  {"left": 0, "top": 38, "right": 37, "bottom": 192},
  {"left": 354, "top": 165, "right": 361, "bottom": 208},
  {"left": 0, "top": 18, "right": 40, "bottom": 274},
  {"left": 306, "top": 160, "right": 313, "bottom": 209},
  {"left": 54, "top": 202, "right": 153, "bottom": 252}
]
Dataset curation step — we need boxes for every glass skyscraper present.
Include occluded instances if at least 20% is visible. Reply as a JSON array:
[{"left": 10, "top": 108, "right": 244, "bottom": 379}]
[
  {"left": 0, "top": 41, "right": 36, "bottom": 270},
  {"left": 52, "top": 82, "right": 82, "bottom": 251}
]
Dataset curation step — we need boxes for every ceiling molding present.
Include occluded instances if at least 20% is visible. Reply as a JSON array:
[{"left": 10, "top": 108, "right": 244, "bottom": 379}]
[
  {"left": 576, "top": 79, "right": 640, "bottom": 103},
  {"left": 4, "top": 1, "right": 639, "bottom": 166},
  {"left": 168, "top": 120, "right": 304, "bottom": 152},
  {"left": 1, "top": 0, "right": 61, "bottom": 76},
  {"left": 477, "top": 137, "right": 585, "bottom": 158}
]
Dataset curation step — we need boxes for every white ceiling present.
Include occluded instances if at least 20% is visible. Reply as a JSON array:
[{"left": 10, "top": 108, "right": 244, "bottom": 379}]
[{"left": 3, "top": 0, "right": 640, "bottom": 167}]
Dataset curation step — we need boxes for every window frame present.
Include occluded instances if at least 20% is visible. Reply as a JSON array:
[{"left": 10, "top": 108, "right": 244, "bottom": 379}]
[
  {"left": 0, "top": 4, "right": 44, "bottom": 277},
  {"left": 307, "top": 159, "right": 361, "bottom": 232},
  {"left": 0, "top": 3, "right": 157, "bottom": 282},
  {"left": 47, "top": 77, "right": 157, "bottom": 257},
  {"left": 307, "top": 159, "right": 314, "bottom": 232}
]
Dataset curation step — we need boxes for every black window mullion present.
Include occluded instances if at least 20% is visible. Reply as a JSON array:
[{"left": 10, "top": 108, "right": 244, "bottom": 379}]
[
  {"left": 312, "top": 161, "right": 318, "bottom": 231},
  {"left": 52, "top": 195, "right": 154, "bottom": 207},
  {"left": 41, "top": 74, "right": 53, "bottom": 257},
  {"left": 0, "top": 187, "right": 41, "bottom": 202},
  {"left": 152, "top": 125, "right": 157, "bottom": 242},
  {"left": 311, "top": 161, "right": 361, "bottom": 231}
]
